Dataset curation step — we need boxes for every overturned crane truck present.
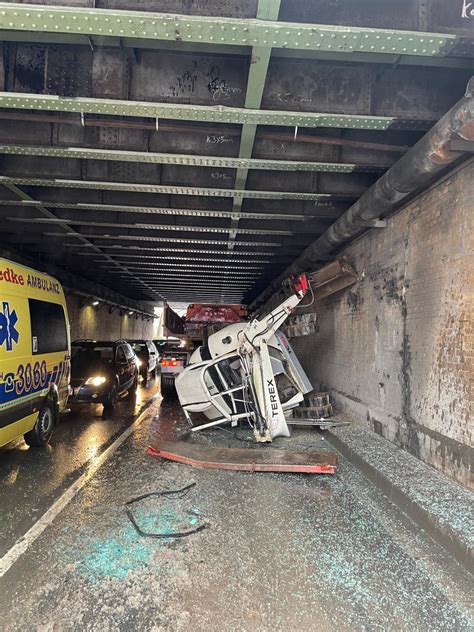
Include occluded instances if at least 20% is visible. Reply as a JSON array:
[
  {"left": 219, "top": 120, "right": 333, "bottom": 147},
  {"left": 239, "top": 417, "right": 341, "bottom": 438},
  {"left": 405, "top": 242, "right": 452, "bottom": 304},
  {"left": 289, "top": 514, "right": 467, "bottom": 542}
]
[
  {"left": 160, "top": 302, "right": 248, "bottom": 399},
  {"left": 175, "top": 274, "right": 314, "bottom": 442}
]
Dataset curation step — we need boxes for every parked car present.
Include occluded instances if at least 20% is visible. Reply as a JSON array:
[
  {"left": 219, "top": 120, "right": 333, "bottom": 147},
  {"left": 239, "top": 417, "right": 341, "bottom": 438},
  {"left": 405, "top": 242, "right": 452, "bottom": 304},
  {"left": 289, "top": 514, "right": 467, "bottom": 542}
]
[
  {"left": 0, "top": 258, "right": 70, "bottom": 447},
  {"left": 160, "top": 350, "right": 190, "bottom": 399},
  {"left": 154, "top": 338, "right": 183, "bottom": 361},
  {"left": 129, "top": 340, "right": 159, "bottom": 382},
  {"left": 69, "top": 340, "right": 138, "bottom": 411}
]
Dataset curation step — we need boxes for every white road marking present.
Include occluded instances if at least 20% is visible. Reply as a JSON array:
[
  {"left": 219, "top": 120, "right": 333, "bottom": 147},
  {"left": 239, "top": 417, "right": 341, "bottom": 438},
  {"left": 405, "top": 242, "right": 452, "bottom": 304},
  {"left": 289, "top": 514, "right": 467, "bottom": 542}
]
[{"left": 0, "top": 396, "right": 159, "bottom": 578}]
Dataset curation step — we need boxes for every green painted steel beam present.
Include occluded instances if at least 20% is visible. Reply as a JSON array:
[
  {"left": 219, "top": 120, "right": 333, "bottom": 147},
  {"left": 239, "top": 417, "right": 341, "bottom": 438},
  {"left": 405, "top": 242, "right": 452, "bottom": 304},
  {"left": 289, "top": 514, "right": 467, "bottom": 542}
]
[
  {"left": 74, "top": 245, "right": 280, "bottom": 257},
  {"left": 0, "top": 29, "right": 248, "bottom": 55},
  {"left": 3, "top": 178, "right": 166, "bottom": 299},
  {"left": 98, "top": 261, "right": 265, "bottom": 271},
  {"left": 108, "top": 270, "right": 259, "bottom": 279},
  {"left": 1, "top": 29, "right": 471, "bottom": 70},
  {"left": 236, "top": 126, "right": 258, "bottom": 161},
  {"left": 115, "top": 278, "right": 253, "bottom": 287},
  {"left": 114, "top": 278, "right": 257, "bottom": 286},
  {"left": 42, "top": 232, "right": 282, "bottom": 247},
  {"left": 0, "top": 199, "right": 312, "bottom": 222},
  {"left": 107, "top": 268, "right": 258, "bottom": 278},
  {"left": 0, "top": 144, "right": 357, "bottom": 173},
  {"left": 145, "top": 286, "right": 248, "bottom": 292},
  {"left": 125, "top": 280, "right": 253, "bottom": 288},
  {"left": 144, "top": 294, "right": 246, "bottom": 299},
  {"left": 8, "top": 216, "right": 293, "bottom": 236},
  {"left": 150, "top": 294, "right": 244, "bottom": 298},
  {"left": 0, "top": 176, "right": 352, "bottom": 201},
  {"left": 95, "top": 254, "right": 272, "bottom": 264},
  {"left": 1, "top": 30, "right": 470, "bottom": 68},
  {"left": 110, "top": 271, "right": 255, "bottom": 281},
  {"left": 107, "top": 266, "right": 261, "bottom": 281},
  {"left": 139, "top": 289, "right": 246, "bottom": 294},
  {"left": 228, "top": 0, "right": 282, "bottom": 259},
  {"left": 272, "top": 48, "right": 474, "bottom": 69},
  {"left": 86, "top": 267, "right": 255, "bottom": 278},
  {"left": 0, "top": 4, "right": 464, "bottom": 59},
  {"left": 0, "top": 92, "right": 394, "bottom": 130},
  {"left": 150, "top": 288, "right": 245, "bottom": 293},
  {"left": 117, "top": 274, "right": 251, "bottom": 283}
]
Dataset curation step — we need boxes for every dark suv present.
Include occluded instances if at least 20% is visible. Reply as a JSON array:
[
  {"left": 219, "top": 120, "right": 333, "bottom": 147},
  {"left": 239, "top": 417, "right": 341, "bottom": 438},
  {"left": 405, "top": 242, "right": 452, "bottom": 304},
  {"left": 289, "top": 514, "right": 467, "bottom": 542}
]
[
  {"left": 69, "top": 340, "right": 138, "bottom": 411},
  {"left": 129, "top": 340, "right": 159, "bottom": 382}
]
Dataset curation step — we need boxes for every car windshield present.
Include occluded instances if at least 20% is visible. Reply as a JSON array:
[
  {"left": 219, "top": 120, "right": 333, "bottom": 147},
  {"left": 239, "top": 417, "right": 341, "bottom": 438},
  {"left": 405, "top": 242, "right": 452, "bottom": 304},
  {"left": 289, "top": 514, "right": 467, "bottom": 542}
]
[
  {"left": 133, "top": 343, "right": 147, "bottom": 354},
  {"left": 71, "top": 345, "right": 114, "bottom": 374}
]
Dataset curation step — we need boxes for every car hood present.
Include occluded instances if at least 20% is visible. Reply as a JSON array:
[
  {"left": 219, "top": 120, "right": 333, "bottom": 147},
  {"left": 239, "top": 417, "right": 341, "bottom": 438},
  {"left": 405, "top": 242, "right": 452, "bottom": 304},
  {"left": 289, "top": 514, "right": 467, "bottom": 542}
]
[{"left": 71, "top": 360, "right": 113, "bottom": 381}]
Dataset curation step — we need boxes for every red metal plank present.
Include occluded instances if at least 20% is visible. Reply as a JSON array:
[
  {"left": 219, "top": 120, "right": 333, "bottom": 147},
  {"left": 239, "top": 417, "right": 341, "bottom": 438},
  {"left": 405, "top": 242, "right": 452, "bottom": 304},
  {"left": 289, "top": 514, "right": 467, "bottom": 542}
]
[{"left": 147, "top": 442, "right": 337, "bottom": 475}]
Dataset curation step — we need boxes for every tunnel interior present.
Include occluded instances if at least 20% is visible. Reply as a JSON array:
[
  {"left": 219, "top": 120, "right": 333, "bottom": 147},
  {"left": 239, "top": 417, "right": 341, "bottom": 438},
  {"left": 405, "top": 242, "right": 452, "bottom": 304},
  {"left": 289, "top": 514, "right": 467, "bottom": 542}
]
[
  {"left": 0, "top": 2, "right": 473, "bottom": 481},
  {"left": 0, "top": 2, "right": 473, "bottom": 628},
  {"left": 0, "top": 0, "right": 472, "bottom": 308}
]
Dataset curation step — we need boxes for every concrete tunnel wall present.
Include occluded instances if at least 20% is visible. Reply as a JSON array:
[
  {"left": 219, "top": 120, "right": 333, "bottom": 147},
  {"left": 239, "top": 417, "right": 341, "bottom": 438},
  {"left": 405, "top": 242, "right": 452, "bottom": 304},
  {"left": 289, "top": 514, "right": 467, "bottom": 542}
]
[
  {"left": 291, "top": 160, "right": 473, "bottom": 488},
  {"left": 65, "top": 294, "right": 159, "bottom": 342}
]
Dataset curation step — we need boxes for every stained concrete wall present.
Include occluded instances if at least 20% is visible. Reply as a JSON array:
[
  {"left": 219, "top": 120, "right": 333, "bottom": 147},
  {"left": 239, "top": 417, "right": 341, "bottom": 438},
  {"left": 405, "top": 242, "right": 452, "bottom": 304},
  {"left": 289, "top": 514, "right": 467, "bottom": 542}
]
[
  {"left": 65, "top": 294, "right": 159, "bottom": 342},
  {"left": 292, "top": 160, "right": 473, "bottom": 488}
]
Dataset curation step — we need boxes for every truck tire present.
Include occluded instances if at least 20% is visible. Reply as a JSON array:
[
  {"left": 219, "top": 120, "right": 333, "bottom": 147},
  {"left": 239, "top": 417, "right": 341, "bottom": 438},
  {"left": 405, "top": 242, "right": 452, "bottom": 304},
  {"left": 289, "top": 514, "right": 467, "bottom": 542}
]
[
  {"left": 24, "top": 400, "right": 55, "bottom": 447},
  {"left": 161, "top": 376, "right": 177, "bottom": 400}
]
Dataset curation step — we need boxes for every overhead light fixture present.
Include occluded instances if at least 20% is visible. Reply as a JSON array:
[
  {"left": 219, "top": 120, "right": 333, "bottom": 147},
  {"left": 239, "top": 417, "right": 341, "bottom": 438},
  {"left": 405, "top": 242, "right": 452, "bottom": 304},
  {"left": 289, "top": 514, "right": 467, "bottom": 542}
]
[
  {"left": 91, "top": 300, "right": 100, "bottom": 307},
  {"left": 128, "top": 311, "right": 134, "bottom": 316}
]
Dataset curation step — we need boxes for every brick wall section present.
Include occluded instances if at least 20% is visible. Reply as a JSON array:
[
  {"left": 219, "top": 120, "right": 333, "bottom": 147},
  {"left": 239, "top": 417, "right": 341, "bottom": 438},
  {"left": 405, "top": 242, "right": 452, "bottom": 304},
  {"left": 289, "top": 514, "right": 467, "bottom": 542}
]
[
  {"left": 292, "top": 160, "right": 473, "bottom": 488},
  {"left": 66, "top": 294, "right": 159, "bottom": 342}
]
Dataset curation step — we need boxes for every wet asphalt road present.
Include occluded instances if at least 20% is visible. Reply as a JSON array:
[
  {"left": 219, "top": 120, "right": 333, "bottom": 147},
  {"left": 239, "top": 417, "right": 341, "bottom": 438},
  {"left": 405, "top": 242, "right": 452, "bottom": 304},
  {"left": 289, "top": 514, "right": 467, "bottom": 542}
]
[
  {"left": 0, "top": 376, "right": 160, "bottom": 559},
  {"left": 0, "top": 388, "right": 473, "bottom": 630}
]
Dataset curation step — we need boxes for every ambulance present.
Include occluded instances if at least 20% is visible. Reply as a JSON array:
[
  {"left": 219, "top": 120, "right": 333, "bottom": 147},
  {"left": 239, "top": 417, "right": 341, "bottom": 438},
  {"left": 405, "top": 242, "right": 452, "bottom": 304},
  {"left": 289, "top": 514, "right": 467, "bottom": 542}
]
[{"left": 0, "top": 258, "right": 71, "bottom": 447}]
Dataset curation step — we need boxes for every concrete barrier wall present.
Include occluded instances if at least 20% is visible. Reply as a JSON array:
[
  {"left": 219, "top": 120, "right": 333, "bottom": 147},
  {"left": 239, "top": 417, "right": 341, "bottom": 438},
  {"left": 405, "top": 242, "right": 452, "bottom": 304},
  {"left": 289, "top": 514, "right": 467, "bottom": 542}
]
[
  {"left": 292, "top": 160, "right": 473, "bottom": 488},
  {"left": 66, "top": 294, "right": 159, "bottom": 342}
]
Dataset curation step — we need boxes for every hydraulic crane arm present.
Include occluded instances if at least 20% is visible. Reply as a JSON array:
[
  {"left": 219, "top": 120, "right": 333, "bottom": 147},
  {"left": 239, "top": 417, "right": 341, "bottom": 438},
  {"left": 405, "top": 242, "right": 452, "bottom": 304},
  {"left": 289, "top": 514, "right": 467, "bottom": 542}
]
[
  {"left": 239, "top": 274, "right": 310, "bottom": 442},
  {"left": 176, "top": 274, "right": 312, "bottom": 442}
]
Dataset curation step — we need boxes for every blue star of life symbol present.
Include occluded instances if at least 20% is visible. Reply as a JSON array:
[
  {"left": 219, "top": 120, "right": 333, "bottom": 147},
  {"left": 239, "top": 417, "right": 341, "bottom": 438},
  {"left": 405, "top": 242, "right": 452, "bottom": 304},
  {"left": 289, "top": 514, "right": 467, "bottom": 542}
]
[{"left": 0, "top": 301, "right": 19, "bottom": 351}]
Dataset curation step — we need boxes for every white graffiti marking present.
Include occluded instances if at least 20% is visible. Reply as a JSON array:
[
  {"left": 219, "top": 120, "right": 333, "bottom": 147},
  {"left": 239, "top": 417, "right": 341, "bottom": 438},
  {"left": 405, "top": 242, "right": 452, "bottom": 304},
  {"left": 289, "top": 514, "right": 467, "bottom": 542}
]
[
  {"left": 461, "top": 0, "right": 474, "bottom": 17},
  {"left": 277, "top": 92, "right": 313, "bottom": 104},
  {"left": 206, "top": 135, "right": 234, "bottom": 144}
]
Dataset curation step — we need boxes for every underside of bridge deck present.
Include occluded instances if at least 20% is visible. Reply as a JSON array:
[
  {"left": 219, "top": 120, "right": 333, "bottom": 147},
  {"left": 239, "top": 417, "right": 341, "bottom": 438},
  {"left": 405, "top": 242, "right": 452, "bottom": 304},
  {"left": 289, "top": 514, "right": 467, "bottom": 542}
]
[{"left": 0, "top": 0, "right": 473, "bottom": 306}]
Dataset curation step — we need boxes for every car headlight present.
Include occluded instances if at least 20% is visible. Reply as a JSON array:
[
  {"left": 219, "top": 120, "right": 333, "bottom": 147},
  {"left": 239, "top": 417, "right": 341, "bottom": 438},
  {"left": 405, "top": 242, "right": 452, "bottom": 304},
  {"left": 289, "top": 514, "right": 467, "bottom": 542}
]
[{"left": 85, "top": 376, "right": 107, "bottom": 387}]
